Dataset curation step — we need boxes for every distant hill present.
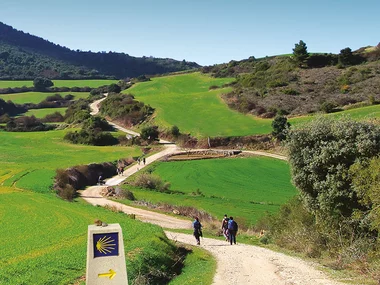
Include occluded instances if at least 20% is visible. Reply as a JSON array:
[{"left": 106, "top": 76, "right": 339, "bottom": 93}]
[
  {"left": 0, "top": 22, "right": 200, "bottom": 80},
  {"left": 202, "top": 44, "right": 380, "bottom": 116}
]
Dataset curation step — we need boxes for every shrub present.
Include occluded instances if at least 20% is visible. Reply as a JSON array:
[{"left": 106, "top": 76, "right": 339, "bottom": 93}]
[
  {"left": 41, "top": 112, "right": 64, "bottom": 123},
  {"left": 107, "top": 83, "right": 121, "bottom": 93},
  {"left": 133, "top": 173, "right": 170, "bottom": 192},
  {"left": 307, "top": 53, "right": 338, "bottom": 68},
  {"left": 123, "top": 190, "right": 136, "bottom": 201},
  {"left": 64, "top": 98, "right": 91, "bottom": 123},
  {"left": 99, "top": 93, "right": 154, "bottom": 127},
  {"left": 263, "top": 197, "right": 325, "bottom": 257},
  {"left": 285, "top": 117, "right": 380, "bottom": 263},
  {"left": 140, "top": 126, "right": 159, "bottom": 142},
  {"left": 64, "top": 129, "right": 118, "bottom": 146},
  {"left": 33, "top": 77, "right": 53, "bottom": 91},
  {"left": 319, "top": 101, "right": 336, "bottom": 113},
  {"left": 267, "top": 80, "right": 288, "bottom": 88},
  {"left": 171, "top": 125, "right": 180, "bottom": 137},
  {"left": 340, "top": 84, "right": 350, "bottom": 94},
  {"left": 271, "top": 115, "right": 290, "bottom": 141},
  {"left": 369, "top": 95, "right": 376, "bottom": 105},
  {"left": 6, "top": 116, "right": 56, "bottom": 132},
  {"left": 283, "top": 88, "right": 300, "bottom": 95}
]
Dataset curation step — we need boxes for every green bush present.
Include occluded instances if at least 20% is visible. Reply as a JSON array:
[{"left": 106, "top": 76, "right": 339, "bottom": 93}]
[
  {"left": 319, "top": 101, "right": 336, "bottom": 113},
  {"left": 271, "top": 115, "right": 290, "bottom": 141},
  {"left": 64, "top": 129, "right": 118, "bottom": 146},
  {"left": 141, "top": 126, "right": 159, "bottom": 142},
  {"left": 171, "top": 125, "right": 180, "bottom": 137},
  {"left": 100, "top": 93, "right": 154, "bottom": 127},
  {"left": 133, "top": 173, "right": 170, "bottom": 192},
  {"left": 64, "top": 98, "right": 91, "bottom": 123}
]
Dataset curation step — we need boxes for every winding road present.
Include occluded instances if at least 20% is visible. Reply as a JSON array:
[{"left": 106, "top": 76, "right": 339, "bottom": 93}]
[{"left": 80, "top": 97, "right": 345, "bottom": 285}]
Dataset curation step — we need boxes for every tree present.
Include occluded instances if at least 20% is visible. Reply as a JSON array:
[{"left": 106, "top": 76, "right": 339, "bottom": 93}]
[
  {"left": 338, "top": 47, "right": 354, "bottom": 66},
  {"left": 271, "top": 115, "right": 290, "bottom": 141},
  {"left": 107, "top": 83, "right": 121, "bottom": 94},
  {"left": 33, "top": 77, "right": 53, "bottom": 91},
  {"left": 140, "top": 126, "right": 159, "bottom": 142},
  {"left": 171, "top": 125, "right": 180, "bottom": 137},
  {"left": 292, "top": 40, "right": 309, "bottom": 67},
  {"left": 286, "top": 117, "right": 380, "bottom": 218}
]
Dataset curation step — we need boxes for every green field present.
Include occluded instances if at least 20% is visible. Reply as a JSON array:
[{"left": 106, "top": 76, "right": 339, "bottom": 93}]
[
  {"left": 289, "top": 105, "right": 380, "bottom": 125},
  {"left": 0, "top": 128, "right": 216, "bottom": 284},
  {"left": 0, "top": 130, "right": 141, "bottom": 193},
  {"left": 0, "top": 91, "right": 89, "bottom": 104},
  {"left": 0, "top": 187, "right": 182, "bottom": 284},
  {"left": 22, "top": 108, "right": 67, "bottom": 118},
  {"left": 0, "top": 79, "right": 117, "bottom": 89},
  {"left": 123, "top": 156, "right": 297, "bottom": 226},
  {"left": 127, "top": 73, "right": 273, "bottom": 137},
  {"left": 127, "top": 72, "right": 380, "bottom": 137},
  {"left": 0, "top": 80, "right": 33, "bottom": 88}
]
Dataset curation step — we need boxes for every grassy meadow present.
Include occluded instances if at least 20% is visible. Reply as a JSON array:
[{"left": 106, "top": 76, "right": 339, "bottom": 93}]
[
  {"left": 0, "top": 79, "right": 117, "bottom": 89},
  {"left": 127, "top": 72, "right": 380, "bottom": 137},
  {"left": 0, "top": 80, "right": 33, "bottom": 88},
  {"left": 127, "top": 73, "right": 272, "bottom": 137},
  {"left": 123, "top": 156, "right": 297, "bottom": 226},
  {"left": 0, "top": 187, "right": 186, "bottom": 285},
  {"left": 289, "top": 104, "right": 380, "bottom": 125},
  {"left": 22, "top": 107, "right": 67, "bottom": 118},
  {"left": 0, "top": 130, "right": 141, "bottom": 193},
  {"left": 0, "top": 126, "right": 215, "bottom": 284},
  {"left": 0, "top": 91, "right": 89, "bottom": 104}
]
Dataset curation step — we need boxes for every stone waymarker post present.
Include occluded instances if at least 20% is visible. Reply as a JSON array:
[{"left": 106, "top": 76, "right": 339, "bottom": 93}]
[{"left": 86, "top": 223, "right": 128, "bottom": 284}]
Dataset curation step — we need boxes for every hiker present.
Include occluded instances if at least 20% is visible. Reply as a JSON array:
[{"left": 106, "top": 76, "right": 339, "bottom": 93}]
[
  {"left": 227, "top": 216, "right": 238, "bottom": 245},
  {"left": 137, "top": 158, "right": 140, "bottom": 165},
  {"left": 193, "top": 217, "right": 203, "bottom": 245},
  {"left": 143, "top": 157, "right": 146, "bottom": 165},
  {"left": 98, "top": 175, "right": 103, "bottom": 185},
  {"left": 221, "top": 214, "right": 230, "bottom": 241},
  {"left": 118, "top": 166, "right": 123, "bottom": 176}
]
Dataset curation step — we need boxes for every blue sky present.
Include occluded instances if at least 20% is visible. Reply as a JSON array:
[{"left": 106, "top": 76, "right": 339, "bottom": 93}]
[{"left": 1, "top": 0, "right": 379, "bottom": 65}]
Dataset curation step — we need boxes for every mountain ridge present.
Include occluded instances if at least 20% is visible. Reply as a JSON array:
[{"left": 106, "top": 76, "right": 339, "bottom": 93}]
[{"left": 0, "top": 22, "right": 200, "bottom": 80}]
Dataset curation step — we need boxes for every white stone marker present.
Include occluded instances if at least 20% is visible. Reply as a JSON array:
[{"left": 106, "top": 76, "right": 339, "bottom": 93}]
[{"left": 86, "top": 223, "right": 128, "bottom": 285}]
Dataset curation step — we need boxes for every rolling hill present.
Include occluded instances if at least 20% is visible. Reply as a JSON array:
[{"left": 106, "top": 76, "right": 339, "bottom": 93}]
[
  {"left": 201, "top": 44, "right": 380, "bottom": 117},
  {"left": 0, "top": 22, "right": 200, "bottom": 80}
]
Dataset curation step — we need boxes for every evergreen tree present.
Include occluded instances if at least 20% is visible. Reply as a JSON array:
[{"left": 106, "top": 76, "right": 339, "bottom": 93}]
[
  {"left": 292, "top": 40, "right": 309, "bottom": 67},
  {"left": 271, "top": 115, "right": 290, "bottom": 141}
]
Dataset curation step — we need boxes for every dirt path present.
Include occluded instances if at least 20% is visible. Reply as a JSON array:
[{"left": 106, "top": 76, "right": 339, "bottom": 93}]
[
  {"left": 82, "top": 185, "right": 344, "bottom": 284},
  {"left": 166, "top": 232, "right": 344, "bottom": 285},
  {"left": 82, "top": 98, "right": 344, "bottom": 285}
]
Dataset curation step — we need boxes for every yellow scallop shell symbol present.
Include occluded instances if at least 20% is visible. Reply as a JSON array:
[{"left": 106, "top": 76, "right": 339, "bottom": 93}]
[{"left": 96, "top": 236, "right": 116, "bottom": 254}]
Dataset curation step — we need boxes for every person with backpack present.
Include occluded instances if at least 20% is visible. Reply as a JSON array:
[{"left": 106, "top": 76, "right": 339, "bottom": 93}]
[
  {"left": 227, "top": 216, "right": 238, "bottom": 245},
  {"left": 193, "top": 217, "right": 202, "bottom": 245},
  {"left": 221, "top": 214, "right": 230, "bottom": 241}
]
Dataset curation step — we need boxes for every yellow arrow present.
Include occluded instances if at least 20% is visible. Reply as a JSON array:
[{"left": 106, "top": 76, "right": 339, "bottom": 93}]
[{"left": 98, "top": 269, "right": 116, "bottom": 279}]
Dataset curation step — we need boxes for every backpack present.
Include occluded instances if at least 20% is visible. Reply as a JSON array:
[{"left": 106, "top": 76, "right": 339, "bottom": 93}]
[
  {"left": 222, "top": 218, "right": 229, "bottom": 229},
  {"left": 193, "top": 220, "right": 201, "bottom": 230},
  {"left": 228, "top": 220, "right": 238, "bottom": 231}
]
